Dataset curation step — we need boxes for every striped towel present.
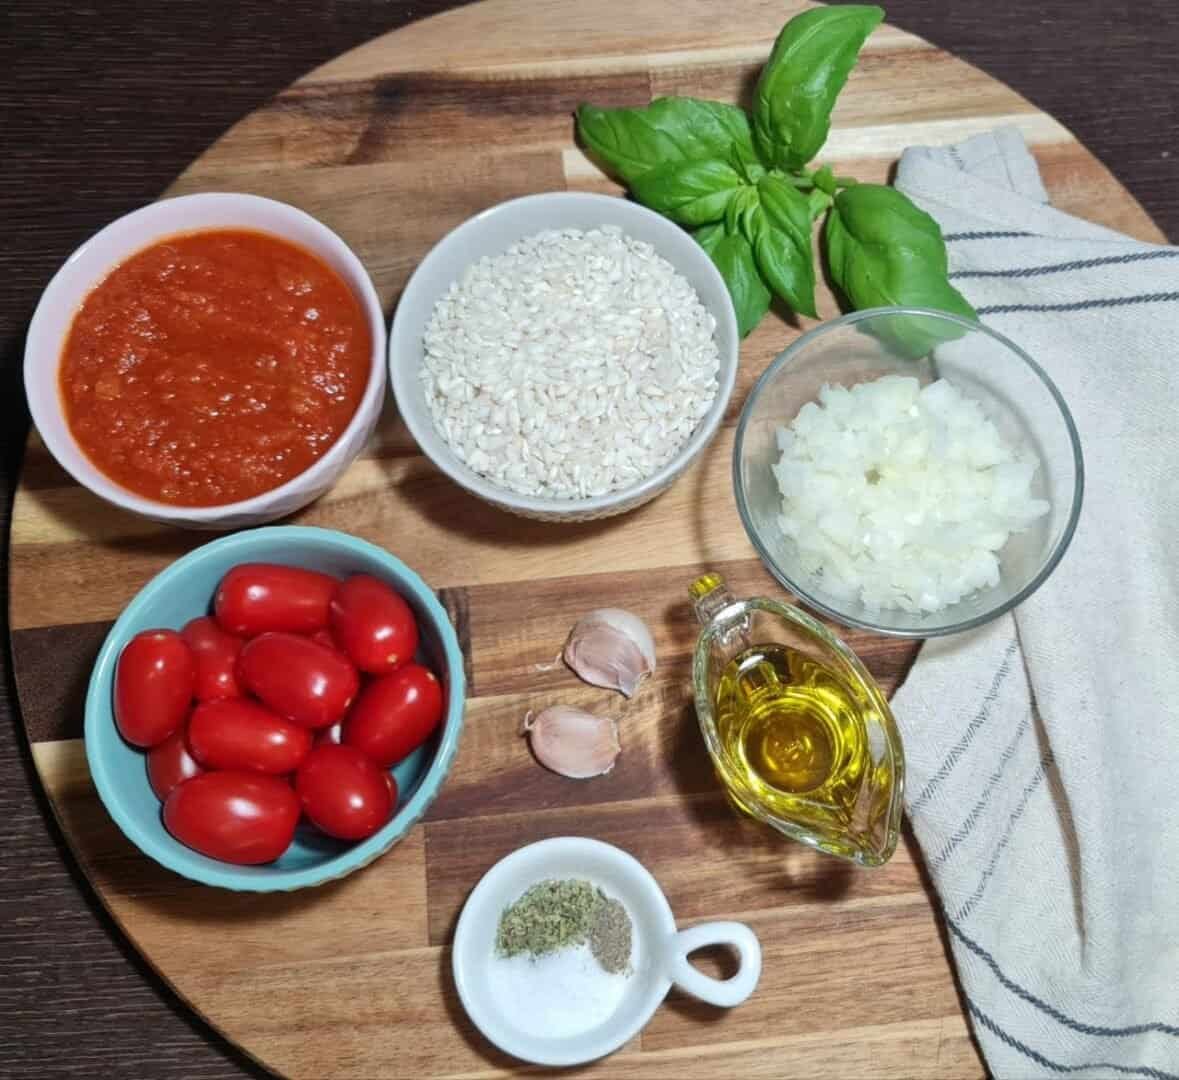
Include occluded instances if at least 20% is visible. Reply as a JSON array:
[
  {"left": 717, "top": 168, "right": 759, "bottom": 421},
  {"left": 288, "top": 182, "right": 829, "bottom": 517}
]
[{"left": 892, "top": 128, "right": 1179, "bottom": 1079}]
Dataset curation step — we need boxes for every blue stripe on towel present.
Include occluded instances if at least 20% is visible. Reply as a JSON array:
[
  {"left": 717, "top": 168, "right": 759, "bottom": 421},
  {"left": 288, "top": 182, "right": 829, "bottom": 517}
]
[
  {"left": 951, "top": 250, "right": 1179, "bottom": 279},
  {"left": 978, "top": 291, "right": 1179, "bottom": 315},
  {"left": 955, "top": 753, "right": 1054, "bottom": 922},
  {"left": 932, "top": 711, "right": 1032, "bottom": 869},
  {"left": 967, "top": 1000, "right": 1179, "bottom": 1079},
  {"left": 949, "top": 918, "right": 1179, "bottom": 1039},
  {"left": 910, "top": 639, "right": 1019, "bottom": 814},
  {"left": 944, "top": 230, "right": 1036, "bottom": 240}
]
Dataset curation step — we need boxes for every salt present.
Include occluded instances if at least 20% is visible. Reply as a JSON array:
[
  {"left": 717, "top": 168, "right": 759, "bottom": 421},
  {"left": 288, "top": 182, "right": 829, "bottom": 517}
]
[{"left": 486, "top": 941, "right": 633, "bottom": 1041}]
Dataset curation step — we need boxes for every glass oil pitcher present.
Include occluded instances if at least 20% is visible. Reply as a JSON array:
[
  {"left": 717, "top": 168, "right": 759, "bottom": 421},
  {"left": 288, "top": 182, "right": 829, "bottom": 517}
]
[{"left": 690, "top": 573, "right": 904, "bottom": 867}]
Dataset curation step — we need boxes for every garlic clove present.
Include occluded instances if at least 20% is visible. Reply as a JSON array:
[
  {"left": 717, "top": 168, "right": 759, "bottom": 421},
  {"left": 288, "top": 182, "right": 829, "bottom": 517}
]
[
  {"left": 522, "top": 706, "right": 621, "bottom": 779},
  {"left": 563, "top": 608, "right": 657, "bottom": 698}
]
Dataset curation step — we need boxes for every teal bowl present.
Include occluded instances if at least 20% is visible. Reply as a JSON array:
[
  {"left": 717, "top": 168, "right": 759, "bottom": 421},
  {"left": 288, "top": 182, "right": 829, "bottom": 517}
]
[{"left": 84, "top": 526, "right": 466, "bottom": 891}]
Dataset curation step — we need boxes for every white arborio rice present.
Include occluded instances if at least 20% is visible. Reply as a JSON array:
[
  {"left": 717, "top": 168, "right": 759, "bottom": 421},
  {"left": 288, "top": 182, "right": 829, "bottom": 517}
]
[
  {"left": 421, "top": 226, "right": 720, "bottom": 499},
  {"left": 774, "top": 375, "right": 1049, "bottom": 614}
]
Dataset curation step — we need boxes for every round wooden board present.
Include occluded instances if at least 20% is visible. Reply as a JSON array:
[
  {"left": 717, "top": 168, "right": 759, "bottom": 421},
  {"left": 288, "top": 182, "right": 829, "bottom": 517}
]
[{"left": 10, "top": 2, "right": 1165, "bottom": 1077}]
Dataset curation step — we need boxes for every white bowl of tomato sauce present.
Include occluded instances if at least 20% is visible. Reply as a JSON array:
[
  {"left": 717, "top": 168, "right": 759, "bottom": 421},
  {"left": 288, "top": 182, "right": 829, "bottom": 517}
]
[{"left": 24, "top": 193, "right": 387, "bottom": 529}]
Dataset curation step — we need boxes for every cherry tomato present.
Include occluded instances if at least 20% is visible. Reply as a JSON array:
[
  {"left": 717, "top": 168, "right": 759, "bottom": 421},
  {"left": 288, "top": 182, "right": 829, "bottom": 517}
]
[
  {"left": 295, "top": 745, "right": 394, "bottom": 840},
  {"left": 187, "top": 698, "right": 312, "bottom": 774},
  {"left": 329, "top": 574, "right": 419, "bottom": 676},
  {"left": 343, "top": 663, "right": 444, "bottom": 768},
  {"left": 308, "top": 628, "right": 340, "bottom": 652},
  {"left": 214, "top": 563, "right": 337, "bottom": 637},
  {"left": 181, "top": 616, "right": 243, "bottom": 701},
  {"left": 315, "top": 720, "right": 343, "bottom": 747},
  {"left": 317, "top": 724, "right": 397, "bottom": 805},
  {"left": 163, "top": 771, "right": 299, "bottom": 865},
  {"left": 237, "top": 632, "right": 359, "bottom": 729},
  {"left": 146, "top": 729, "right": 204, "bottom": 801},
  {"left": 306, "top": 725, "right": 398, "bottom": 808},
  {"left": 114, "top": 629, "right": 196, "bottom": 748}
]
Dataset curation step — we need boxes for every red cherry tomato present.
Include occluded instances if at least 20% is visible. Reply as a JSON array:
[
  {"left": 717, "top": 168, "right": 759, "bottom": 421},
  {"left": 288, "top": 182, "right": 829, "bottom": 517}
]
[
  {"left": 343, "top": 663, "right": 444, "bottom": 768},
  {"left": 295, "top": 745, "right": 394, "bottom": 840},
  {"left": 308, "top": 628, "right": 340, "bottom": 652},
  {"left": 382, "top": 770, "right": 399, "bottom": 808},
  {"left": 163, "top": 771, "right": 299, "bottom": 865},
  {"left": 146, "top": 730, "right": 203, "bottom": 801},
  {"left": 329, "top": 574, "right": 420, "bottom": 676},
  {"left": 214, "top": 563, "right": 337, "bottom": 637},
  {"left": 180, "top": 616, "right": 243, "bottom": 701},
  {"left": 305, "top": 723, "right": 398, "bottom": 809},
  {"left": 237, "top": 632, "right": 359, "bottom": 729},
  {"left": 114, "top": 629, "right": 196, "bottom": 748},
  {"left": 316, "top": 725, "right": 397, "bottom": 806},
  {"left": 187, "top": 698, "right": 312, "bottom": 775},
  {"left": 315, "top": 720, "right": 343, "bottom": 747}
]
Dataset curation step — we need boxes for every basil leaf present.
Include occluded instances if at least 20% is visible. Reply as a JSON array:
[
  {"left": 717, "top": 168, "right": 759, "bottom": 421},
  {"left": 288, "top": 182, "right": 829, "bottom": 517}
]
[
  {"left": 830, "top": 182, "right": 952, "bottom": 265},
  {"left": 812, "top": 165, "right": 837, "bottom": 195},
  {"left": 752, "top": 5, "right": 884, "bottom": 171},
  {"left": 575, "top": 105, "right": 686, "bottom": 185},
  {"left": 631, "top": 159, "right": 744, "bottom": 226},
  {"left": 750, "top": 176, "right": 817, "bottom": 317},
  {"left": 808, "top": 188, "right": 834, "bottom": 220},
  {"left": 576, "top": 97, "right": 761, "bottom": 186},
  {"left": 643, "top": 97, "right": 762, "bottom": 175},
  {"left": 695, "top": 223, "right": 771, "bottom": 338},
  {"left": 826, "top": 184, "right": 977, "bottom": 357},
  {"left": 724, "top": 185, "right": 761, "bottom": 237},
  {"left": 758, "top": 175, "right": 813, "bottom": 243}
]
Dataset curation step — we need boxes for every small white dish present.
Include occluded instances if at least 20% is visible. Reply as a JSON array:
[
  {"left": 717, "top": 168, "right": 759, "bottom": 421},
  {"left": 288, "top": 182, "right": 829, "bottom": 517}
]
[
  {"left": 24, "top": 192, "right": 387, "bottom": 530},
  {"left": 388, "top": 191, "right": 740, "bottom": 522},
  {"left": 452, "top": 836, "right": 761, "bottom": 1067}
]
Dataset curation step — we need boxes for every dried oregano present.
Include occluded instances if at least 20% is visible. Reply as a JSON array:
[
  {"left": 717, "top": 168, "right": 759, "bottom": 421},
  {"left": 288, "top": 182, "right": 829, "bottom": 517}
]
[{"left": 496, "top": 878, "right": 632, "bottom": 975}]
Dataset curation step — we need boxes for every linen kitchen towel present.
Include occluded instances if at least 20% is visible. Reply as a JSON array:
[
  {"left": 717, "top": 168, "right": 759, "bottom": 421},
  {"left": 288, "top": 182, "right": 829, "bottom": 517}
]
[{"left": 891, "top": 127, "right": 1179, "bottom": 1079}]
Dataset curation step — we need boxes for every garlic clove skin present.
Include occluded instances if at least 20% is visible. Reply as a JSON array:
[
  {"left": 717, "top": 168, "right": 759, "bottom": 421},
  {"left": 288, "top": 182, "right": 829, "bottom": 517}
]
[
  {"left": 522, "top": 706, "right": 621, "bottom": 779},
  {"left": 563, "top": 608, "right": 657, "bottom": 698}
]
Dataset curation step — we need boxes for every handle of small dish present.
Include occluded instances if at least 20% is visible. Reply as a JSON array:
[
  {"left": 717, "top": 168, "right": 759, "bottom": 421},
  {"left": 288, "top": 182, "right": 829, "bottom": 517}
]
[{"left": 664, "top": 921, "right": 762, "bottom": 1008}]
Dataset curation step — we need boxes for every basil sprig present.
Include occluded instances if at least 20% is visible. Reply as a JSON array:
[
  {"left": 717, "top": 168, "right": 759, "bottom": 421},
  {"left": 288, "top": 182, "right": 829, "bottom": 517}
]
[
  {"left": 752, "top": 5, "right": 883, "bottom": 172},
  {"left": 752, "top": 176, "right": 817, "bottom": 318},
  {"left": 694, "top": 223, "right": 771, "bottom": 338},
  {"left": 826, "top": 184, "right": 975, "bottom": 355},
  {"left": 631, "top": 159, "right": 745, "bottom": 226},
  {"left": 575, "top": 4, "right": 976, "bottom": 346}
]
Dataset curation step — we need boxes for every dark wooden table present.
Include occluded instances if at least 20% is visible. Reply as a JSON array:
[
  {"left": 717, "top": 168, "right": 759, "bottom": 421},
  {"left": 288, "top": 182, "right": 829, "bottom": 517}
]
[{"left": 1, "top": 2, "right": 1175, "bottom": 1076}]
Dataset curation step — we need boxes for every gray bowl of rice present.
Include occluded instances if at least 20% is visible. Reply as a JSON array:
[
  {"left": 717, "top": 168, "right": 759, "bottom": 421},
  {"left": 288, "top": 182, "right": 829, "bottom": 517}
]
[{"left": 389, "top": 192, "right": 740, "bottom": 521}]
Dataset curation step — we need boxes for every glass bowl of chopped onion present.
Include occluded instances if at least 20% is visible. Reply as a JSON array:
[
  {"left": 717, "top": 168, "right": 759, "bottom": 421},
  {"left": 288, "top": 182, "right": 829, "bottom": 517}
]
[{"left": 734, "top": 308, "right": 1083, "bottom": 637}]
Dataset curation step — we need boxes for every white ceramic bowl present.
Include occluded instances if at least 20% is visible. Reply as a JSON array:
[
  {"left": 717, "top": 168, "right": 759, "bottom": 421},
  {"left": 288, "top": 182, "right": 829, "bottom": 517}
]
[
  {"left": 388, "top": 192, "right": 740, "bottom": 521},
  {"left": 453, "top": 837, "right": 761, "bottom": 1067},
  {"left": 24, "top": 192, "right": 387, "bottom": 530}
]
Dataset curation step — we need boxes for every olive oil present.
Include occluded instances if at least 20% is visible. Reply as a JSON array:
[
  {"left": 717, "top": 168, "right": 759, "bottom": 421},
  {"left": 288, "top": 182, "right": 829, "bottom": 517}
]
[
  {"left": 690, "top": 573, "right": 904, "bottom": 865},
  {"left": 714, "top": 641, "right": 877, "bottom": 833}
]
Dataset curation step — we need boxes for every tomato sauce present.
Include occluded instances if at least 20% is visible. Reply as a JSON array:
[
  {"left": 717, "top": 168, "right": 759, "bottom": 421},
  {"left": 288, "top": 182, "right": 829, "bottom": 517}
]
[{"left": 59, "top": 228, "right": 371, "bottom": 506}]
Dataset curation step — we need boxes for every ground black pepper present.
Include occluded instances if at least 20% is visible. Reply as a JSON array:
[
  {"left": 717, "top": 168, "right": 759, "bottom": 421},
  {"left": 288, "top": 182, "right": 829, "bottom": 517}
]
[{"left": 588, "top": 895, "right": 632, "bottom": 975}]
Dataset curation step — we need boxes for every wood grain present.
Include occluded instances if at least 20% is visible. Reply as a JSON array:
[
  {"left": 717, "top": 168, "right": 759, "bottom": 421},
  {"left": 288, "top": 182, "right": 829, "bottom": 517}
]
[{"left": 4, "top": 0, "right": 1175, "bottom": 1077}]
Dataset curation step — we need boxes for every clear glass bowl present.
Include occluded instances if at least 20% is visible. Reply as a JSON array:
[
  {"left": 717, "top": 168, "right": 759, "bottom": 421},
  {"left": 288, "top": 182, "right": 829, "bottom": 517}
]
[{"left": 733, "top": 308, "right": 1084, "bottom": 637}]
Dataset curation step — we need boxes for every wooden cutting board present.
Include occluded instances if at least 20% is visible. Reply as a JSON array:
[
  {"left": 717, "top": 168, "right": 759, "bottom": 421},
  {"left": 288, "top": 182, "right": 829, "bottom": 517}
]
[{"left": 10, "top": 2, "right": 1165, "bottom": 1076}]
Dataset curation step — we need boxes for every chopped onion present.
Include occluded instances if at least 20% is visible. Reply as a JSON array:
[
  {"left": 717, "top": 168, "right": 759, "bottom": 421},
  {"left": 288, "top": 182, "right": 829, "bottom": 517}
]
[{"left": 773, "top": 375, "right": 1049, "bottom": 614}]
